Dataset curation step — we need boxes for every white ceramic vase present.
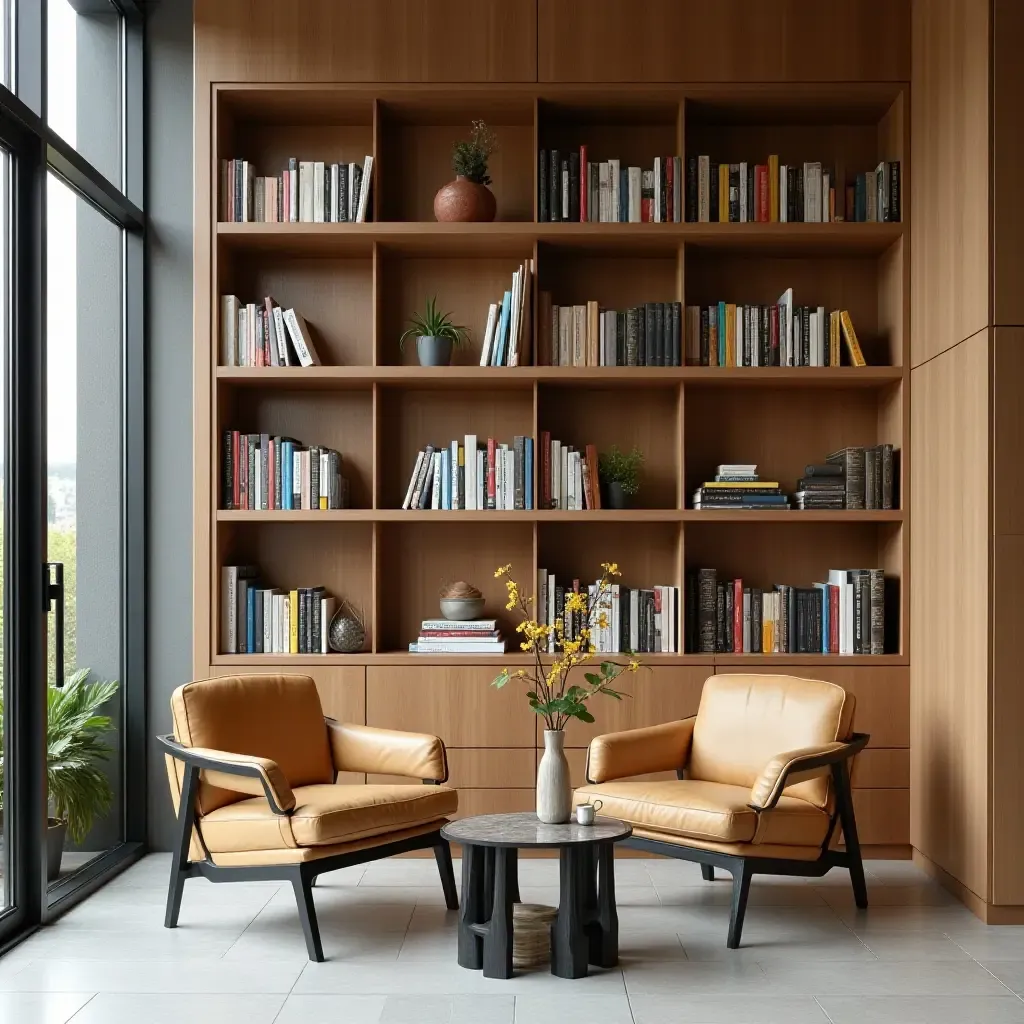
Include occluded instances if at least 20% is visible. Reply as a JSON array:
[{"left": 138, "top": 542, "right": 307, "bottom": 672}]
[{"left": 536, "top": 729, "right": 572, "bottom": 824}]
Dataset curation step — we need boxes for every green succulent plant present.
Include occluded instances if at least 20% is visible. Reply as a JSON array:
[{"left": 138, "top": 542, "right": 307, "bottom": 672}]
[
  {"left": 598, "top": 445, "right": 645, "bottom": 497},
  {"left": 451, "top": 120, "right": 498, "bottom": 185},
  {"left": 399, "top": 296, "right": 471, "bottom": 351}
]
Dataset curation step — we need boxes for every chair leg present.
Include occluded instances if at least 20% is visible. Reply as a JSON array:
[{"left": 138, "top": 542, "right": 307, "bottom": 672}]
[
  {"left": 164, "top": 763, "right": 199, "bottom": 929},
  {"left": 292, "top": 869, "right": 325, "bottom": 962},
  {"left": 833, "top": 760, "right": 868, "bottom": 909},
  {"left": 726, "top": 861, "right": 753, "bottom": 949},
  {"left": 434, "top": 840, "right": 459, "bottom": 910},
  {"left": 701, "top": 863, "right": 715, "bottom": 882}
]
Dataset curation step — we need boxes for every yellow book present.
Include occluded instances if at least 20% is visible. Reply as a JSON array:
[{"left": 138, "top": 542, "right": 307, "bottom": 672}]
[
  {"left": 763, "top": 617, "right": 773, "bottom": 655},
  {"left": 839, "top": 310, "right": 867, "bottom": 367},
  {"left": 725, "top": 304, "right": 736, "bottom": 366},
  {"left": 289, "top": 590, "right": 299, "bottom": 654},
  {"left": 319, "top": 496, "right": 328, "bottom": 510},
  {"left": 718, "top": 163, "right": 729, "bottom": 223},
  {"left": 768, "top": 154, "right": 779, "bottom": 221},
  {"left": 703, "top": 481, "right": 781, "bottom": 488},
  {"left": 830, "top": 310, "right": 841, "bottom": 366}
]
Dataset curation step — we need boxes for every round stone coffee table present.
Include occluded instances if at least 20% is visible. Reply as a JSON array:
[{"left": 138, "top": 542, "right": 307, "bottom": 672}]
[{"left": 441, "top": 812, "right": 632, "bottom": 980}]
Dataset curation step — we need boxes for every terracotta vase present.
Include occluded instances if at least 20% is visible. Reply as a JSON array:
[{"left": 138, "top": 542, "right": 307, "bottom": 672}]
[{"left": 434, "top": 175, "right": 496, "bottom": 223}]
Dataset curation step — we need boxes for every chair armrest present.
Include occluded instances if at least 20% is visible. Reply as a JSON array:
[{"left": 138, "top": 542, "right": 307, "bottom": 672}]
[
  {"left": 157, "top": 734, "right": 295, "bottom": 814},
  {"left": 749, "top": 732, "right": 870, "bottom": 811},
  {"left": 585, "top": 718, "right": 696, "bottom": 783},
  {"left": 326, "top": 720, "right": 449, "bottom": 782}
]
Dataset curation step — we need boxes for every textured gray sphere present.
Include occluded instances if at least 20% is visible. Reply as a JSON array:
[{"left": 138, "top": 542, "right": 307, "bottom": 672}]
[{"left": 328, "top": 613, "right": 365, "bottom": 653}]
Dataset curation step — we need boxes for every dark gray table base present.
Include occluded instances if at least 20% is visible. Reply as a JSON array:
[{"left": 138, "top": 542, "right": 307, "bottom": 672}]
[{"left": 457, "top": 841, "right": 619, "bottom": 979}]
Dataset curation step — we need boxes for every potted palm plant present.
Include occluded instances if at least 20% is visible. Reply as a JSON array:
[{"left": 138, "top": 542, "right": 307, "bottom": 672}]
[
  {"left": 0, "top": 669, "right": 118, "bottom": 881},
  {"left": 399, "top": 296, "right": 471, "bottom": 367}
]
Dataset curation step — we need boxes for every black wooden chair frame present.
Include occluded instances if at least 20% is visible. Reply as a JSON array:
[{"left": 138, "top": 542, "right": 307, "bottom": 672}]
[
  {"left": 619, "top": 731, "right": 870, "bottom": 948},
  {"left": 157, "top": 734, "right": 459, "bottom": 962}
]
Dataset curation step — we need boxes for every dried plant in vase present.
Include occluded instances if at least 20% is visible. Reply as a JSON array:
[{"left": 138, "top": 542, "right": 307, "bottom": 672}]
[
  {"left": 491, "top": 562, "right": 640, "bottom": 823},
  {"left": 439, "top": 580, "right": 485, "bottom": 621},
  {"left": 434, "top": 120, "right": 499, "bottom": 223}
]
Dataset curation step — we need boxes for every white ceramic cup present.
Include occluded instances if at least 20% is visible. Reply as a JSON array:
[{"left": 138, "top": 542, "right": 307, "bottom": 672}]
[{"left": 576, "top": 799, "right": 603, "bottom": 826}]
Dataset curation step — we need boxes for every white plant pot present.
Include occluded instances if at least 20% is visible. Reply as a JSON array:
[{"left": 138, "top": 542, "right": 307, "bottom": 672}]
[{"left": 536, "top": 729, "right": 572, "bottom": 824}]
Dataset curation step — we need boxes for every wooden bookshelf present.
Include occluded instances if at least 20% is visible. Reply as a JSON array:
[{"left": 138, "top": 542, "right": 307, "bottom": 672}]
[{"left": 197, "top": 74, "right": 910, "bottom": 848}]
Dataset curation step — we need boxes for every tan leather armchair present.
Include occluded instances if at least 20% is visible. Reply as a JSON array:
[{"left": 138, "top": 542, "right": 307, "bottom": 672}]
[
  {"left": 160, "top": 674, "right": 459, "bottom": 961},
  {"left": 573, "top": 674, "right": 868, "bottom": 948}
]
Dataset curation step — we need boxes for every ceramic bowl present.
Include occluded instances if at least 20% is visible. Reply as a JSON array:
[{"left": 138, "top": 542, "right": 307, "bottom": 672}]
[{"left": 439, "top": 596, "right": 486, "bottom": 621}]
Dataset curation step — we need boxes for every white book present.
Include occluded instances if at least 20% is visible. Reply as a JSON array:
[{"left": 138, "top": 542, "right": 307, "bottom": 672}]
[
  {"left": 809, "top": 312, "right": 818, "bottom": 368},
  {"left": 777, "top": 288, "right": 793, "bottom": 367},
  {"left": 653, "top": 157, "right": 662, "bottom": 222},
  {"left": 739, "top": 162, "right": 748, "bottom": 222},
  {"left": 780, "top": 164, "right": 788, "bottom": 222},
  {"left": 431, "top": 451, "right": 442, "bottom": 509},
  {"left": 494, "top": 444, "right": 503, "bottom": 510},
  {"left": 479, "top": 303, "right": 499, "bottom": 366},
  {"left": 236, "top": 306, "right": 247, "bottom": 366},
  {"left": 221, "top": 566, "right": 236, "bottom": 653},
  {"left": 629, "top": 589, "right": 639, "bottom": 652},
  {"left": 449, "top": 440, "right": 461, "bottom": 510},
  {"left": 321, "top": 596, "right": 336, "bottom": 654},
  {"left": 550, "top": 439, "right": 561, "bottom": 509},
  {"left": 253, "top": 447, "right": 262, "bottom": 509},
  {"left": 560, "top": 446, "right": 569, "bottom": 509},
  {"left": 464, "top": 434, "right": 477, "bottom": 510},
  {"left": 736, "top": 307, "right": 744, "bottom": 367},
  {"left": 313, "top": 160, "right": 325, "bottom": 222},
  {"left": 505, "top": 448, "right": 514, "bottom": 510},
  {"left": 507, "top": 266, "right": 521, "bottom": 367},
  {"left": 628, "top": 166, "right": 642, "bottom": 222},
  {"left": 221, "top": 295, "right": 239, "bottom": 366},
  {"left": 402, "top": 451, "right": 425, "bottom": 510},
  {"left": 263, "top": 590, "right": 274, "bottom": 652},
  {"left": 547, "top": 573, "right": 556, "bottom": 652},
  {"left": 265, "top": 301, "right": 280, "bottom": 367},
  {"left": 537, "top": 568, "right": 548, "bottom": 632},
  {"left": 598, "top": 162, "right": 609, "bottom": 222},
  {"left": 356, "top": 155, "right": 373, "bottom": 223},
  {"left": 609, "top": 158, "right": 620, "bottom": 223},
  {"left": 282, "top": 594, "right": 290, "bottom": 653},
  {"left": 271, "top": 305, "right": 292, "bottom": 365},
  {"left": 828, "top": 570, "right": 850, "bottom": 654},
  {"left": 410, "top": 639, "right": 506, "bottom": 654},
  {"left": 299, "top": 161, "right": 314, "bottom": 222},
  {"left": 282, "top": 308, "right": 322, "bottom": 367},
  {"left": 573, "top": 451, "right": 583, "bottom": 511},
  {"left": 561, "top": 161, "right": 569, "bottom": 221}
]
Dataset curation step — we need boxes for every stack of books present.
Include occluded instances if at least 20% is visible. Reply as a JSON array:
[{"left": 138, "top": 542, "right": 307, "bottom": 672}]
[
  {"left": 401, "top": 435, "right": 535, "bottom": 511},
  {"left": 537, "top": 297, "right": 681, "bottom": 367},
  {"left": 222, "top": 432, "right": 349, "bottom": 511},
  {"left": 687, "top": 568, "right": 890, "bottom": 655},
  {"left": 795, "top": 463, "right": 847, "bottom": 510},
  {"left": 220, "top": 155, "right": 373, "bottom": 223},
  {"left": 537, "top": 572, "right": 679, "bottom": 654},
  {"left": 685, "top": 156, "right": 900, "bottom": 224},
  {"left": 692, "top": 465, "right": 789, "bottom": 511},
  {"left": 683, "top": 292, "right": 866, "bottom": 368},
  {"left": 219, "top": 295, "right": 322, "bottom": 367},
  {"left": 826, "top": 446, "right": 897, "bottom": 510},
  {"left": 538, "top": 434, "right": 600, "bottom": 510},
  {"left": 220, "top": 565, "right": 337, "bottom": 655},
  {"left": 409, "top": 618, "right": 506, "bottom": 654},
  {"left": 479, "top": 260, "right": 534, "bottom": 367}
]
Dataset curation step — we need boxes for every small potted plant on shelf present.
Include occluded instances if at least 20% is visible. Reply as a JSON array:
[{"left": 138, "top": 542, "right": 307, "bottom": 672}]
[
  {"left": 0, "top": 669, "right": 118, "bottom": 882},
  {"left": 434, "top": 120, "right": 498, "bottom": 223},
  {"left": 399, "top": 296, "right": 471, "bottom": 367},
  {"left": 599, "top": 445, "right": 645, "bottom": 510},
  {"left": 491, "top": 562, "right": 640, "bottom": 824}
]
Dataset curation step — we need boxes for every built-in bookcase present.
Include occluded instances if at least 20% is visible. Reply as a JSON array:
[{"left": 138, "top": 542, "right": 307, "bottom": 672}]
[{"left": 206, "top": 83, "right": 908, "bottom": 667}]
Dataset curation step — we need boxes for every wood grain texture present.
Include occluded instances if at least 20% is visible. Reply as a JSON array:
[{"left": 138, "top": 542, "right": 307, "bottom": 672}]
[
  {"left": 910, "top": 0, "right": 990, "bottom": 366},
  {"left": 853, "top": 788, "right": 910, "bottom": 845},
  {"left": 538, "top": 0, "right": 909, "bottom": 83},
  {"left": 196, "top": 0, "right": 537, "bottom": 83},
  {"left": 910, "top": 330, "right": 990, "bottom": 900},
  {"left": 992, "top": 0, "right": 1024, "bottom": 327},
  {"left": 452, "top": 789, "right": 536, "bottom": 819},
  {"left": 992, "top": 329, "right": 1024, "bottom": 535}
]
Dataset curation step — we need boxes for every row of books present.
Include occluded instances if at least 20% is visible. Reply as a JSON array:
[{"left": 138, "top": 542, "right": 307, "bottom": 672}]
[
  {"left": 537, "top": 297, "right": 682, "bottom": 368},
  {"left": 222, "top": 432, "right": 349, "bottom": 511},
  {"left": 822, "top": 447, "right": 897, "bottom": 511},
  {"left": 220, "top": 565, "right": 338, "bottom": 655},
  {"left": 538, "top": 435, "right": 600, "bottom": 511},
  {"left": 683, "top": 293, "right": 867, "bottom": 368},
  {"left": 537, "top": 572, "right": 680, "bottom": 653},
  {"left": 220, "top": 295, "right": 322, "bottom": 368},
  {"left": 479, "top": 260, "right": 534, "bottom": 367},
  {"left": 401, "top": 436, "right": 536, "bottom": 511},
  {"left": 538, "top": 150, "right": 684, "bottom": 223},
  {"left": 409, "top": 618, "right": 506, "bottom": 654},
  {"left": 687, "top": 157, "right": 901, "bottom": 224},
  {"left": 220, "top": 156, "right": 373, "bottom": 223},
  {"left": 692, "top": 465, "right": 789, "bottom": 510},
  {"left": 686, "top": 568, "right": 890, "bottom": 655}
]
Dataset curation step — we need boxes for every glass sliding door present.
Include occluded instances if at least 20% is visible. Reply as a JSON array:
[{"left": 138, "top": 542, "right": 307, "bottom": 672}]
[{"left": 0, "top": 147, "right": 10, "bottom": 917}]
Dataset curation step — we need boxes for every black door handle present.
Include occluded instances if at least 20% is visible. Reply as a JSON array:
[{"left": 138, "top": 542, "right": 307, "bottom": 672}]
[{"left": 45, "top": 562, "right": 64, "bottom": 688}]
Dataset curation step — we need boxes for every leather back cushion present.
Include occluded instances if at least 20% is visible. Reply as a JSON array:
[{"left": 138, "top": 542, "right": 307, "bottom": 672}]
[
  {"left": 170, "top": 674, "right": 334, "bottom": 815},
  {"left": 688, "top": 674, "right": 855, "bottom": 808}
]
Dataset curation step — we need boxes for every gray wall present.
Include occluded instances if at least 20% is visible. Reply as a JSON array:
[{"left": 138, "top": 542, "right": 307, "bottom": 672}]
[{"left": 146, "top": 0, "right": 194, "bottom": 850}]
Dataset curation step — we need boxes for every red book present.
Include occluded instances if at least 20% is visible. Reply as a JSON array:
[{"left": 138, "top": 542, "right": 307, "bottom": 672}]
[
  {"left": 758, "top": 165, "right": 769, "bottom": 222},
  {"left": 733, "top": 579, "right": 743, "bottom": 653},
  {"left": 585, "top": 443, "right": 601, "bottom": 509},
  {"left": 829, "top": 585, "right": 840, "bottom": 653},
  {"left": 232, "top": 430, "right": 241, "bottom": 509},
  {"left": 579, "top": 145, "right": 588, "bottom": 222},
  {"left": 486, "top": 437, "right": 497, "bottom": 509},
  {"left": 541, "top": 431, "right": 551, "bottom": 508},
  {"left": 665, "top": 156, "right": 674, "bottom": 222},
  {"left": 770, "top": 304, "right": 780, "bottom": 365}
]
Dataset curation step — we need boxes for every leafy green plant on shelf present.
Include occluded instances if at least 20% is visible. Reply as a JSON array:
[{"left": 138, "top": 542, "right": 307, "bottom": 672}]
[
  {"left": 598, "top": 445, "right": 645, "bottom": 509},
  {"left": 399, "top": 295, "right": 471, "bottom": 367},
  {"left": 451, "top": 120, "right": 499, "bottom": 186}
]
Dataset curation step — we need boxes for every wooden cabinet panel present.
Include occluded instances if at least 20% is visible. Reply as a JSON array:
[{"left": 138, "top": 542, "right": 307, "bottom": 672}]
[
  {"left": 196, "top": 0, "right": 537, "bottom": 83},
  {"left": 853, "top": 748, "right": 910, "bottom": 790},
  {"left": 370, "top": 748, "right": 536, "bottom": 788},
  {"left": 714, "top": 666, "right": 909, "bottom": 748},
  {"left": 453, "top": 789, "right": 536, "bottom": 819},
  {"left": 539, "top": 0, "right": 908, "bottom": 83},
  {"left": 366, "top": 666, "right": 535, "bottom": 747},
  {"left": 852, "top": 789, "right": 909, "bottom": 846},
  {"left": 550, "top": 667, "right": 709, "bottom": 748}
]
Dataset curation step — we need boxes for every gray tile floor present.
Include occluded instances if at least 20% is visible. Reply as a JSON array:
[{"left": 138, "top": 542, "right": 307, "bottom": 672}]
[{"left": 2, "top": 854, "right": 1024, "bottom": 1022}]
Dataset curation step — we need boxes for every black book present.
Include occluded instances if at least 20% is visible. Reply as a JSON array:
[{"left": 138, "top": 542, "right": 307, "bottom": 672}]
[
  {"left": 746, "top": 168, "right": 754, "bottom": 224},
  {"left": 513, "top": 435, "right": 525, "bottom": 510},
  {"left": 795, "top": 169, "right": 805, "bottom": 223},
  {"left": 869, "top": 569, "right": 885, "bottom": 655},
  {"left": 787, "top": 586, "right": 797, "bottom": 654},
  {"left": 568, "top": 151, "right": 580, "bottom": 222},
  {"left": 644, "top": 303, "right": 655, "bottom": 366},
  {"left": 686, "top": 156, "right": 698, "bottom": 222},
  {"left": 296, "top": 588, "right": 306, "bottom": 654},
  {"left": 253, "top": 589, "right": 264, "bottom": 653},
  {"left": 724, "top": 584, "right": 734, "bottom": 654},
  {"left": 760, "top": 305, "right": 770, "bottom": 367},
  {"left": 655, "top": 303, "right": 665, "bottom": 366},
  {"left": 637, "top": 304, "right": 647, "bottom": 366},
  {"left": 697, "top": 569, "right": 716, "bottom": 654},
  {"left": 222, "top": 430, "right": 233, "bottom": 508},
  {"left": 715, "top": 582, "right": 726, "bottom": 653},
  {"left": 728, "top": 163, "right": 740, "bottom": 222},
  {"left": 324, "top": 164, "right": 331, "bottom": 222},
  {"left": 616, "top": 310, "right": 626, "bottom": 366},
  {"left": 787, "top": 166, "right": 797, "bottom": 222},
  {"left": 625, "top": 307, "right": 640, "bottom": 366},
  {"left": 865, "top": 447, "right": 878, "bottom": 509},
  {"left": 234, "top": 160, "right": 243, "bottom": 222},
  {"left": 751, "top": 588, "right": 762, "bottom": 653},
  {"left": 351, "top": 164, "right": 362, "bottom": 220},
  {"left": 889, "top": 161, "right": 901, "bottom": 222},
  {"left": 805, "top": 463, "right": 845, "bottom": 477},
  {"left": 549, "top": 150, "right": 560, "bottom": 224},
  {"left": 827, "top": 447, "right": 866, "bottom": 509},
  {"left": 880, "top": 443, "right": 895, "bottom": 509},
  {"left": 801, "top": 306, "right": 811, "bottom": 365},
  {"left": 700, "top": 307, "right": 710, "bottom": 366},
  {"left": 539, "top": 150, "right": 549, "bottom": 222},
  {"left": 709, "top": 162, "right": 719, "bottom": 223},
  {"left": 671, "top": 301, "right": 681, "bottom": 367},
  {"left": 338, "top": 166, "right": 348, "bottom": 223}
]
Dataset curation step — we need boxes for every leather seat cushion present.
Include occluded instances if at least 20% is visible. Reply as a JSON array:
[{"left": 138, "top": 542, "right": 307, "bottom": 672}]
[
  {"left": 574, "top": 779, "right": 829, "bottom": 847},
  {"left": 199, "top": 784, "right": 458, "bottom": 853}
]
